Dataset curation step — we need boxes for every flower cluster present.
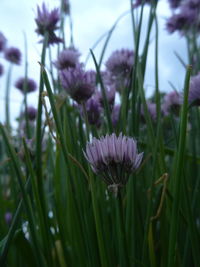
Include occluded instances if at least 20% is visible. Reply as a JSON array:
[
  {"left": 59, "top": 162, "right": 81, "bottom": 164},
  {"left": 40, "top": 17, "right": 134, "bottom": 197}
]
[
  {"left": 15, "top": 77, "right": 37, "bottom": 94},
  {"left": 60, "top": 65, "right": 96, "bottom": 103},
  {"left": 54, "top": 48, "right": 80, "bottom": 70},
  {"left": 105, "top": 49, "right": 134, "bottom": 92},
  {"left": 166, "top": 0, "right": 200, "bottom": 34},
  {"left": 4, "top": 47, "right": 21, "bottom": 65},
  {"left": 84, "top": 133, "right": 143, "bottom": 192},
  {"left": 188, "top": 73, "right": 200, "bottom": 106},
  {"left": 162, "top": 91, "right": 182, "bottom": 116},
  {"left": 0, "top": 32, "right": 7, "bottom": 52},
  {"left": 35, "top": 3, "right": 62, "bottom": 45}
]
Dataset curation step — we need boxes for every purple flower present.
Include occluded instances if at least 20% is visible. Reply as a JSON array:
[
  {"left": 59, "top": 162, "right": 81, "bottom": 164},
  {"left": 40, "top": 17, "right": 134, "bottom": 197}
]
[
  {"left": 132, "top": 0, "right": 154, "bottom": 8},
  {"left": 162, "top": 91, "right": 182, "bottom": 116},
  {"left": 141, "top": 102, "right": 157, "bottom": 122},
  {"left": 60, "top": 65, "right": 96, "bottom": 103},
  {"left": 111, "top": 104, "right": 121, "bottom": 127},
  {"left": 166, "top": 0, "right": 200, "bottom": 34},
  {"left": 0, "top": 32, "right": 7, "bottom": 52},
  {"left": 15, "top": 78, "right": 37, "bottom": 94},
  {"left": 105, "top": 49, "right": 134, "bottom": 92},
  {"left": 26, "top": 106, "right": 37, "bottom": 121},
  {"left": 168, "top": 0, "right": 182, "bottom": 9},
  {"left": 4, "top": 212, "right": 12, "bottom": 225},
  {"left": 94, "top": 85, "right": 116, "bottom": 109},
  {"left": 35, "top": 3, "right": 62, "bottom": 45},
  {"left": 4, "top": 47, "right": 21, "bottom": 65},
  {"left": 188, "top": 73, "right": 200, "bottom": 106},
  {"left": 62, "top": 0, "right": 70, "bottom": 14},
  {"left": 0, "top": 63, "right": 4, "bottom": 76},
  {"left": 54, "top": 48, "right": 80, "bottom": 70},
  {"left": 106, "top": 49, "right": 134, "bottom": 77},
  {"left": 84, "top": 133, "right": 143, "bottom": 193},
  {"left": 82, "top": 97, "right": 102, "bottom": 126}
]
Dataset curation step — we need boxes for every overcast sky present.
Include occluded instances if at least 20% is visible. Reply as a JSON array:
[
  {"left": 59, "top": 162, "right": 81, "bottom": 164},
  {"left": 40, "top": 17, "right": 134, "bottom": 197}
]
[{"left": 0, "top": 0, "right": 188, "bottom": 124}]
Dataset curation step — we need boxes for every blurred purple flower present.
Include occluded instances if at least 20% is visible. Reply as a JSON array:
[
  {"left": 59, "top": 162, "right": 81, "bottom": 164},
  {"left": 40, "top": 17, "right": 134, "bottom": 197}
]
[
  {"left": 141, "top": 102, "right": 157, "bottom": 122},
  {"left": 15, "top": 78, "right": 37, "bottom": 94},
  {"left": 54, "top": 48, "right": 80, "bottom": 70},
  {"left": 162, "top": 91, "right": 182, "bottom": 116},
  {"left": 0, "top": 63, "right": 4, "bottom": 76},
  {"left": 106, "top": 49, "right": 134, "bottom": 77},
  {"left": 0, "top": 32, "right": 7, "bottom": 52},
  {"left": 60, "top": 65, "right": 96, "bottom": 103},
  {"left": 105, "top": 49, "right": 134, "bottom": 92},
  {"left": 26, "top": 106, "right": 37, "bottom": 121},
  {"left": 82, "top": 97, "right": 102, "bottom": 126},
  {"left": 188, "top": 73, "right": 200, "bottom": 106},
  {"left": 4, "top": 47, "right": 21, "bottom": 65},
  {"left": 168, "top": 0, "right": 182, "bottom": 9},
  {"left": 94, "top": 85, "right": 116, "bottom": 109},
  {"left": 111, "top": 104, "right": 120, "bottom": 127},
  {"left": 166, "top": 13, "right": 193, "bottom": 33},
  {"left": 166, "top": 0, "right": 200, "bottom": 34},
  {"left": 132, "top": 0, "right": 154, "bottom": 8},
  {"left": 84, "top": 133, "right": 143, "bottom": 193},
  {"left": 35, "top": 3, "right": 62, "bottom": 45},
  {"left": 62, "top": 0, "right": 70, "bottom": 14},
  {"left": 4, "top": 212, "right": 12, "bottom": 225}
]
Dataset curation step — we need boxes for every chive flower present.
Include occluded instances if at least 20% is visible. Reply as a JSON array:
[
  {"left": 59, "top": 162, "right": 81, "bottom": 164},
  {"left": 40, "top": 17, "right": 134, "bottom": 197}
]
[
  {"left": 4, "top": 212, "right": 12, "bottom": 225},
  {"left": 4, "top": 47, "right": 21, "bottom": 65},
  {"left": 84, "top": 133, "right": 143, "bottom": 193},
  {"left": 188, "top": 73, "right": 200, "bottom": 106},
  {"left": 111, "top": 104, "right": 120, "bottom": 127},
  {"left": 0, "top": 32, "right": 7, "bottom": 52},
  {"left": 0, "top": 63, "right": 4, "bottom": 76},
  {"left": 35, "top": 2, "right": 62, "bottom": 45},
  {"left": 82, "top": 97, "right": 102, "bottom": 126},
  {"left": 168, "top": 0, "right": 182, "bottom": 9},
  {"left": 141, "top": 102, "right": 157, "bottom": 122},
  {"left": 15, "top": 77, "right": 37, "bottom": 94},
  {"left": 94, "top": 85, "right": 116, "bottom": 109},
  {"left": 54, "top": 48, "right": 80, "bottom": 70},
  {"left": 162, "top": 91, "right": 182, "bottom": 116},
  {"left": 26, "top": 106, "right": 37, "bottom": 121},
  {"left": 105, "top": 49, "right": 134, "bottom": 92},
  {"left": 60, "top": 65, "right": 96, "bottom": 103}
]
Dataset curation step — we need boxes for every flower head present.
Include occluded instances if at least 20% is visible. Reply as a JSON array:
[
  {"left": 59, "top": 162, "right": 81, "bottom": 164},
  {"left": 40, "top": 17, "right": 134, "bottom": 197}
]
[
  {"left": 132, "top": 0, "right": 155, "bottom": 8},
  {"left": 188, "top": 73, "right": 200, "bottom": 106},
  {"left": 166, "top": 0, "right": 200, "bottom": 34},
  {"left": 106, "top": 49, "right": 134, "bottom": 77},
  {"left": 168, "top": 0, "right": 182, "bottom": 9},
  {"left": 62, "top": 0, "right": 70, "bottom": 14},
  {"left": 81, "top": 97, "right": 102, "bottom": 126},
  {"left": 0, "top": 32, "right": 7, "bottom": 52},
  {"left": 54, "top": 48, "right": 80, "bottom": 70},
  {"left": 4, "top": 212, "right": 12, "bottom": 225},
  {"left": 35, "top": 3, "right": 62, "bottom": 45},
  {"left": 26, "top": 106, "right": 37, "bottom": 121},
  {"left": 162, "top": 91, "right": 182, "bottom": 116},
  {"left": 4, "top": 47, "right": 21, "bottom": 65},
  {"left": 60, "top": 65, "right": 96, "bottom": 103},
  {"left": 84, "top": 133, "right": 143, "bottom": 192},
  {"left": 141, "top": 102, "right": 157, "bottom": 122},
  {"left": 105, "top": 49, "right": 134, "bottom": 92},
  {"left": 111, "top": 104, "right": 121, "bottom": 127},
  {"left": 94, "top": 85, "right": 116, "bottom": 108},
  {"left": 15, "top": 77, "right": 37, "bottom": 94},
  {"left": 0, "top": 63, "right": 4, "bottom": 76}
]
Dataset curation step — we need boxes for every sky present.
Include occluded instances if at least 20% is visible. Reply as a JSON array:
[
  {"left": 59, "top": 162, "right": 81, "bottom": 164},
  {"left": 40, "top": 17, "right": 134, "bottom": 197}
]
[{"left": 0, "top": 0, "right": 188, "bottom": 124}]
